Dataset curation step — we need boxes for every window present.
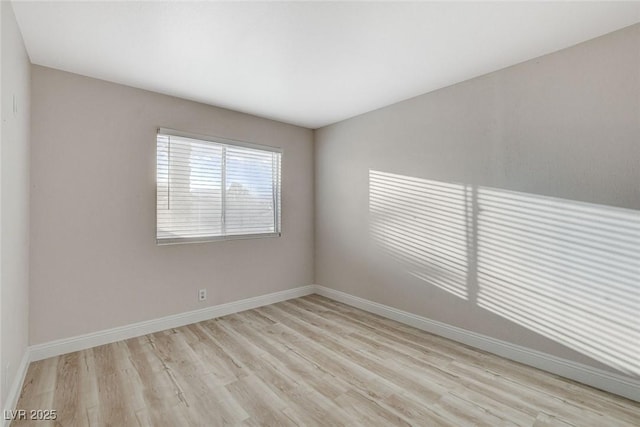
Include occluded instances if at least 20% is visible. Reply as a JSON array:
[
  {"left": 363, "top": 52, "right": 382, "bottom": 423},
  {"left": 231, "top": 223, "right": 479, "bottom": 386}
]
[{"left": 156, "top": 128, "right": 281, "bottom": 244}]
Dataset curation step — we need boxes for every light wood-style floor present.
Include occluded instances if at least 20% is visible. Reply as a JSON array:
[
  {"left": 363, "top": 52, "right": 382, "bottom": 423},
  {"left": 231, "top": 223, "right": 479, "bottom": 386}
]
[{"left": 14, "top": 295, "right": 640, "bottom": 426}]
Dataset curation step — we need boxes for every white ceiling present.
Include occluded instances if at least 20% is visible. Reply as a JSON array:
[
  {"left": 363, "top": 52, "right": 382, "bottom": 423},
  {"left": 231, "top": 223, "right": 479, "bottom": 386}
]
[{"left": 12, "top": 1, "right": 640, "bottom": 129}]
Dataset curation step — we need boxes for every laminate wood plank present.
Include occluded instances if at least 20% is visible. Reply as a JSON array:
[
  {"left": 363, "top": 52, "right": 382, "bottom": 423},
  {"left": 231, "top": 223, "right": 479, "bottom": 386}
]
[
  {"left": 258, "top": 306, "right": 398, "bottom": 400},
  {"left": 304, "top": 295, "right": 640, "bottom": 421},
  {"left": 77, "top": 349, "right": 99, "bottom": 419},
  {"left": 147, "top": 329, "right": 247, "bottom": 425},
  {"left": 50, "top": 352, "right": 81, "bottom": 426},
  {"left": 225, "top": 375, "right": 293, "bottom": 426},
  {"left": 220, "top": 313, "right": 351, "bottom": 402},
  {"left": 185, "top": 323, "right": 247, "bottom": 384},
  {"left": 254, "top": 306, "right": 400, "bottom": 401},
  {"left": 123, "top": 337, "right": 188, "bottom": 427},
  {"left": 18, "top": 357, "right": 58, "bottom": 402},
  {"left": 446, "top": 381, "right": 541, "bottom": 426},
  {"left": 448, "top": 359, "right": 639, "bottom": 427},
  {"left": 304, "top": 295, "right": 487, "bottom": 363},
  {"left": 208, "top": 316, "right": 351, "bottom": 427},
  {"left": 380, "top": 392, "right": 458, "bottom": 426},
  {"left": 265, "top": 302, "right": 534, "bottom": 426},
  {"left": 430, "top": 391, "right": 520, "bottom": 427},
  {"left": 226, "top": 321, "right": 356, "bottom": 426},
  {"left": 289, "top": 300, "right": 463, "bottom": 387},
  {"left": 12, "top": 295, "right": 640, "bottom": 426},
  {"left": 91, "top": 344, "right": 140, "bottom": 426},
  {"left": 12, "top": 357, "right": 58, "bottom": 427},
  {"left": 532, "top": 412, "right": 577, "bottom": 427},
  {"left": 334, "top": 389, "right": 412, "bottom": 426},
  {"left": 268, "top": 302, "right": 455, "bottom": 400}
]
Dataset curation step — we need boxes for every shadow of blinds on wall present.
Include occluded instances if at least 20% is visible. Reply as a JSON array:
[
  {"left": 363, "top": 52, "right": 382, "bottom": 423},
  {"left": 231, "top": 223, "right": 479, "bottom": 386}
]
[
  {"left": 477, "top": 187, "right": 640, "bottom": 377},
  {"left": 369, "top": 170, "right": 470, "bottom": 299}
]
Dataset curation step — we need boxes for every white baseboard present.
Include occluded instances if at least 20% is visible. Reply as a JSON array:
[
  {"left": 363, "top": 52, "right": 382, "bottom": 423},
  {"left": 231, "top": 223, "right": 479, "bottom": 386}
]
[
  {"left": 30, "top": 285, "right": 315, "bottom": 362},
  {"left": 2, "top": 350, "right": 30, "bottom": 427},
  {"left": 313, "top": 285, "right": 640, "bottom": 402}
]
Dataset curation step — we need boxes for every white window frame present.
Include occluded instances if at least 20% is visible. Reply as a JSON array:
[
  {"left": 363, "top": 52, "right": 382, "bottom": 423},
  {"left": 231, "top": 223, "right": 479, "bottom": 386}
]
[{"left": 156, "top": 128, "right": 282, "bottom": 245}]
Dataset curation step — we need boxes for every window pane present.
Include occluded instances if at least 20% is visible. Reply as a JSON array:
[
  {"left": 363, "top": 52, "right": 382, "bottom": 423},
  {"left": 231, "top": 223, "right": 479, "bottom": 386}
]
[
  {"left": 156, "top": 131, "right": 281, "bottom": 243},
  {"left": 225, "top": 146, "right": 276, "bottom": 235},
  {"left": 157, "top": 136, "right": 223, "bottom": 240}
]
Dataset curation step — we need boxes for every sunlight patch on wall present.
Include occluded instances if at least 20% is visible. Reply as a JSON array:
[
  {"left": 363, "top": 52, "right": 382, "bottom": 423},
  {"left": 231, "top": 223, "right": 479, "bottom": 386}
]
[
  {"left": 477, "top": 188, "right": 640, "bottom": 377},
  {"left": 369, "top": 170, "right": 470, "bottom": 299}
]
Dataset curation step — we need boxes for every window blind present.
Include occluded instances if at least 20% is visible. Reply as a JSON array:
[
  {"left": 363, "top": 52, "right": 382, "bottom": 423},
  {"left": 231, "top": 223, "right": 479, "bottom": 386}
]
[{"left": 157, "top": 129, "right": 281, "bottom": 244}]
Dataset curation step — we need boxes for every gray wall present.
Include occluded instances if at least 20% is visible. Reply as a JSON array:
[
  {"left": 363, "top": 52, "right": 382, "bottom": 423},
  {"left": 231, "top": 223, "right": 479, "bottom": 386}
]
[
  {"left": 315, "top": 24, "right": 639, "bottom": 378},
  {"left": 1, "top": 1, "right": 31, "bottom": 407},
  {"left": 30, "top": 66, "right": 314, "bottom": 345}
]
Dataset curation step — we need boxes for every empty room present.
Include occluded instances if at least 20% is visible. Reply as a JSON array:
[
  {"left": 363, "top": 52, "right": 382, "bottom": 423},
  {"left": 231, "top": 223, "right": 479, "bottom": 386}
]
[{"left": 1, "top": 1, "right": 639, "bottom": 425}]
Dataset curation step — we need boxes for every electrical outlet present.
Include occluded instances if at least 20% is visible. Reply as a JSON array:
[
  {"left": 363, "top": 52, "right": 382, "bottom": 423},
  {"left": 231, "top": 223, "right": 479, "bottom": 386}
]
[{"left": 198, "top": 289, "right": 207, "bottom": 302}]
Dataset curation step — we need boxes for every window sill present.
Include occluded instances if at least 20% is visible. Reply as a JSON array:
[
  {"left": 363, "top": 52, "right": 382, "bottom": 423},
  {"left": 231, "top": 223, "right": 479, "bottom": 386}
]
[{"left": 156, "top": 232, "right": 281, "bottom": 246}]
